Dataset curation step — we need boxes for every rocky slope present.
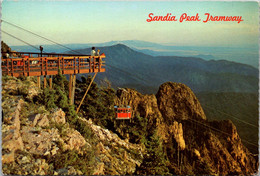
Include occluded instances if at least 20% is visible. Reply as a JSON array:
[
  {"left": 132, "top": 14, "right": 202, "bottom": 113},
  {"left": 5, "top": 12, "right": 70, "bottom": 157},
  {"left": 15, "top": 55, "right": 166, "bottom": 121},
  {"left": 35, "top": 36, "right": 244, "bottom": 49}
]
[
  {"left": 115, "top": 82, "right": 258, "bottom": 175},
  {"left": 1, "top": 76, "right": 258, "bottom": 175},
  {"left": 2, "top": 76, "right": 143, "bottom": 175}
]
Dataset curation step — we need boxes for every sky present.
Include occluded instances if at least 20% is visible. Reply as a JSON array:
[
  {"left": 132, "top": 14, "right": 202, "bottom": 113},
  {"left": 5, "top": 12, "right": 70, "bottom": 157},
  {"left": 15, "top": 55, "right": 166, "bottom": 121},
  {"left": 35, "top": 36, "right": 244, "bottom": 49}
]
[{"left": 1, "top": 1, "right": 259, "bottom": 47}]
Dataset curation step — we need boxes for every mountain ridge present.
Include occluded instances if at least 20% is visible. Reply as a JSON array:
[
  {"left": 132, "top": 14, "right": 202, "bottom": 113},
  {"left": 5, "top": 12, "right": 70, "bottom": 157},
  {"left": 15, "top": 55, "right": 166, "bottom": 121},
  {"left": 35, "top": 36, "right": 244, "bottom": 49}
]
[
  {"left": 10, "top": 39, "right": 258, "bottom": 67},
  {"left": 69, "top": 44, "right": 258, "bottom": 94}
]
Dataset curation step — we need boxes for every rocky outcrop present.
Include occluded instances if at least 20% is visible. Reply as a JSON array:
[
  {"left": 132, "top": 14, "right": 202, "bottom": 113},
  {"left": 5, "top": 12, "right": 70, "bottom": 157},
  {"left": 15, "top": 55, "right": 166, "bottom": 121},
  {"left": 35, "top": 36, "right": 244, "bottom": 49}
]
[
  {"left": 208, "top": 120, "right": 257, "bottom": 174},
  {"left": 156, "top": 82, "right": 206, "bottom": 121},
  {"left": 115, "top": 88, "right": 166, "bottom": 139},
  {"left": 2, "top": 99, "right": 24, "bottom": 163},
  {"left": 21, "top": 126, "right": 60, "bottom": 155},
  {"left": 2, "top": 76, "right": 40, "bottom": 164},
  {"left": 80, "top": 118, "right": 144, "bottom": 175},
  {"left": 62, "top": 128, "right": 87, "bottom": 151},
  {"left": 114, "top": 82, "right": 258, "bottom": 175},
  {"left": 2, "top": 75, "right": 145, "bottom": 175},
  {"left": 2, "top": 76, "right": 40, "bottom": 100},
  {"left": 32, "top": 114, "right": 50, "bottom": 127},
  {"left": 115, "top": 88, "right": 162, "bottom": 120},
  {"left": 169, "top": 121, "right": 185, "bottom": 150},
  {"left": 50, "top": 108, "right": 66, "bottom": 124}
]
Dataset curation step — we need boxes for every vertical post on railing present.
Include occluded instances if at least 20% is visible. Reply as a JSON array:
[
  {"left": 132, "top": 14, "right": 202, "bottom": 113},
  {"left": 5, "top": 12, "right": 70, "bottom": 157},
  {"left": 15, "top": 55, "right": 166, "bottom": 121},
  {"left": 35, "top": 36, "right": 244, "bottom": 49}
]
[
  {"left": 93, "top": 56, "right": 95, "bottom": 72},
  {"left": 58, "top": 57, "right": 60, "bottom": 70},
  {"left": 98, "top": 56, "right": 101, "bottom": 72},
  {"left": 7, "top": 58, "right": 9, "bottom": 75},
  {"left": 78, "top": 57, "right": 80, "bottom": 73},
  {"left": 28, "top": 58, "right": 30, "bottom": 76},
  {"left": 62, "top": 57, "right": 64, "bottom": 74},
  {"left": 11, "top": 59, "right": 13, "bottom": 76},
  {"left": 23, "top": 58, "right": 25, "bottom": 76},
  {"left": 41, "top": 58, "right": 44, "bottom": 75},
  {"left": 45, "top": 58, "right": 48, "bottom": 75},
  {"left": 89, "top": 57, "right": 91, "bottom": 73},
  {"left": 74, "top": 57, "right": 76, "bottom": 74}
]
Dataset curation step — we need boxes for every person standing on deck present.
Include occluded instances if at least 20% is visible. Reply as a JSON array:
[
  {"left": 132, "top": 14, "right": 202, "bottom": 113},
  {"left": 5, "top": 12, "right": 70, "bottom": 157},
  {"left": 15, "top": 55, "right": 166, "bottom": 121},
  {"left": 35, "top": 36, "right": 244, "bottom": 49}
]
[
  {"left": 90, "top": 47, "right": 96, "bottom": 69},
  {"left": 91, "top": 47, "right": 96, "bottom": 56},
  {"left": 40, "top": 46, "right": 43, "bottom": 57}
]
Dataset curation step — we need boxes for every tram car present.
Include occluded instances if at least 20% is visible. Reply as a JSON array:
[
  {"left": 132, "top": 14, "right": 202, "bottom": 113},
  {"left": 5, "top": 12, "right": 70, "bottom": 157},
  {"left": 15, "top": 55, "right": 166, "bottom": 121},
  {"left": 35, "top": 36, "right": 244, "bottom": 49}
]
[{"left": 114, "top": 106, "right": 132, "bottom": 120}]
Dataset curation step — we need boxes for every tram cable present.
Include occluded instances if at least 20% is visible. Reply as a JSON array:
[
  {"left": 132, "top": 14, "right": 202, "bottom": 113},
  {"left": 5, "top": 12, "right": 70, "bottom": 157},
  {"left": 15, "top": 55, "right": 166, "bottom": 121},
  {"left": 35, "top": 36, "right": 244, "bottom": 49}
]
[
  {"left": 203, "top": 104, "right": 258, "bottom": 129},
  {"left": 2, "top": 19, "right": 82, "bottom": 55},
  {"left": 105, "top": 64, "right": 151, "bottom": 85},
  {"left": 2, "top": 20, "right": 259, "bottom": 142},
  {"left": 2, "top": 30, "right": 43, "bottom": 52},
  {"left": 2, "top": 20, "right": 152, "bottom": 85},
  {"left": 188, "top": 117, "right": 258, "bottom": 152}
]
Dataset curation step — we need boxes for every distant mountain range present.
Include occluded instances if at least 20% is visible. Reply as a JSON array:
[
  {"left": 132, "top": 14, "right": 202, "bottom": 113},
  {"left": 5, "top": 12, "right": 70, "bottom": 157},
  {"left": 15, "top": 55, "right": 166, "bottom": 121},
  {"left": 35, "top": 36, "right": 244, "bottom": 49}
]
[
  {"left": 11, "top": 40, "right": 259, "bottom": 67},
  {"left": 68, "top": 44, "right": 258, "bottom": 94}
]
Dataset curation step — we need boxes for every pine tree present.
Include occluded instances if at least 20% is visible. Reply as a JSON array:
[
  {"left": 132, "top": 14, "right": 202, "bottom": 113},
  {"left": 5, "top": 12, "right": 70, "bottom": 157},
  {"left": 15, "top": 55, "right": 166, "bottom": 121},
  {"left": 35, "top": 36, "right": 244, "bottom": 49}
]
[
  {"left": 74, "top": 75, "right": 115, "bottom": 128},
  {"left": 136, "top": 131, "right": 169, "bottom": 175}
]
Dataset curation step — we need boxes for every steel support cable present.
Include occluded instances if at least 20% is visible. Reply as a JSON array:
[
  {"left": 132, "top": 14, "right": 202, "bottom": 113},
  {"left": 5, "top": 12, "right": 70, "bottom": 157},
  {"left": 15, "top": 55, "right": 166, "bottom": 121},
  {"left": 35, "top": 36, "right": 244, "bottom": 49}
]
[
  {"left": 105, "top": 63, "right": 151, "bottom": 85},
  {"left": 203, "top": 104, "right": 258, "bottom": 129},
  {"left": 2, "top": 19, "right": 81, "bottom": 55},
  {"left": 188, "top": 118, "right": 258, "bottom": 149},
  {"left": 2, "top": 30, "right": 42, "bottom": 51},
  {"left": 2, "top": 20, "right": 172, "bottom": 86},
  {"left": 2, "top": 20, "right": 158, "bottom": 85}
]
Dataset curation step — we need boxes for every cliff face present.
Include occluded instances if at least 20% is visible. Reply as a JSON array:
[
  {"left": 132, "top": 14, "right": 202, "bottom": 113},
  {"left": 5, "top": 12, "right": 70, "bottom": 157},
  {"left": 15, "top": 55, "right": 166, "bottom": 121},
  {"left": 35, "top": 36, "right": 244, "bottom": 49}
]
[
  {"left": 115, "top": 88, "right": 163, "bottom": 126},
  {"left": 115, "top": 82, "right": 258, "bottom": 175},
  {"left": 156, "top": 82, "right": 206, "bottom": 121}
]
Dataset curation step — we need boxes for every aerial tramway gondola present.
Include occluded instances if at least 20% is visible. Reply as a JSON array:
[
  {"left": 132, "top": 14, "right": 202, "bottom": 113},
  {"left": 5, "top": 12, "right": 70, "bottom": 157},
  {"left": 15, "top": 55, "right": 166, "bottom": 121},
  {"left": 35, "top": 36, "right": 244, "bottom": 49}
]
[
  {"left": 114, "top": 88, "right": 132, "bottom": 120},
  {"left": 114, "top": 105, "right": 132, "bottom": 120}
]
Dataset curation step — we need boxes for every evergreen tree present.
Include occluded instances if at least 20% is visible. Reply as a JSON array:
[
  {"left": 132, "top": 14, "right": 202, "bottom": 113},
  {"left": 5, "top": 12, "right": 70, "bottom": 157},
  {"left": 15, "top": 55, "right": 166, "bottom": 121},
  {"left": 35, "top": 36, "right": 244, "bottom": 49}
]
[
  {"left": 53, "top": 70, "right": 69, "bottom": 93},
  {"left": 39, "top": 88, "right": 56, "bottom": 110},
  {"left": 136, "top": 131, "right": 169, "bottom": 175},
  {"left": 74, "top": 75, "right": 115, "bottom": 128}
]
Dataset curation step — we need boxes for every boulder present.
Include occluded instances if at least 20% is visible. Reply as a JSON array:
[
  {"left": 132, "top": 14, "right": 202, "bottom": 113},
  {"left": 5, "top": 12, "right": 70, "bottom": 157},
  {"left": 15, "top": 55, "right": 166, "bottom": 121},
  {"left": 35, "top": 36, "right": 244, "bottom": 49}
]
[
  {"left": 32, "top": 114, "right": 49, "bottom": 127},
  {"left": 63, "top": 129, "right": 86, "bottom": 151},
  {"left": 50, "top": 108, "right": 66, "bottom": 124}
]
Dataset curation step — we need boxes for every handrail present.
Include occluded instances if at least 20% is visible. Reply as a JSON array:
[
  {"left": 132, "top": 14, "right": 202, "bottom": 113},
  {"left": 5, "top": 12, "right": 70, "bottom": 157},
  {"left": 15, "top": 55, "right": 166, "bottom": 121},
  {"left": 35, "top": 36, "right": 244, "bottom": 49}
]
[
  {"left": 1, "top": 51, "right": 106, "bottom": 57},
  {"left": 1, "top": 55, "right": 106, "bottom": 77}
]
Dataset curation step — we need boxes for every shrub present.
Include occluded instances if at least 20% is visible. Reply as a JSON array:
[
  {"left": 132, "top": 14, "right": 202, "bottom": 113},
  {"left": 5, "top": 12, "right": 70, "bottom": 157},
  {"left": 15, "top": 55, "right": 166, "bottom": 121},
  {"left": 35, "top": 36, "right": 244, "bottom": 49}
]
[{"left": 47, "top": 146, "right": 95, "bottom": 175}]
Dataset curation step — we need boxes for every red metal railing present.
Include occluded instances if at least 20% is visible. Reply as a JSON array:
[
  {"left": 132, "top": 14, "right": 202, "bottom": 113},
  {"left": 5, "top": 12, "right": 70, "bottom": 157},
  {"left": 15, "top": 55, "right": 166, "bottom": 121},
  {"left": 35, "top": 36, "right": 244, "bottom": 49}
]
[{"left": 1, "top": 52, "right": 106, "bottom": 77}]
